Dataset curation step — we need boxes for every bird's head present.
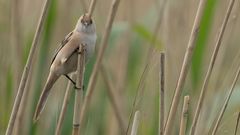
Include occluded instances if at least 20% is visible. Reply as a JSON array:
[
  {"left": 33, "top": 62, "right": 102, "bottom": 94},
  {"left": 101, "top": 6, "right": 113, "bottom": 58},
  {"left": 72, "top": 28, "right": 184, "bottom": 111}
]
[{"left": 75, "top": 13, "right": 96, "bottom": 34}]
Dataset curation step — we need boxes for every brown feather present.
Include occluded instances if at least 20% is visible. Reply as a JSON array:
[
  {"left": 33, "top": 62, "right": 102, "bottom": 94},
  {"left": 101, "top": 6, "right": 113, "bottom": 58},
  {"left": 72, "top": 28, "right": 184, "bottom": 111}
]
[
  {"left": 50, "top": 31, "right": 73, "bottom": 66},
  {"left": 33, "top": 72, "right": 60, "bottom": 122}
]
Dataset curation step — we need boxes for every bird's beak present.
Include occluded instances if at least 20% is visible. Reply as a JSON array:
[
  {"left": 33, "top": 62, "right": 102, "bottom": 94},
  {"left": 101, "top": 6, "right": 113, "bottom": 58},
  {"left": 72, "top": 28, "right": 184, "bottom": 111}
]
[{"left": 84, "top": 22, "right": 88, "bottom": 26}]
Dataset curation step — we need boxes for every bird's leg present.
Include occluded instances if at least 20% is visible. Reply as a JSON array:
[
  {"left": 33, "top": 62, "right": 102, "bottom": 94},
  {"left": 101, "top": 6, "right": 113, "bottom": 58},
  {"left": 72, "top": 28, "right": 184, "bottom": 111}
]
[
  {"left": 64, "top": 74, "right": 81, "bottom": 90},
  {"left": 64, "top": 74, "right": 76, "bottom": 85},
  {"left": 74, "top": 44, "right": 86, "bottom": 91},
  {"left": 74, "top": 85, "right": 82, "bottom": 90}
]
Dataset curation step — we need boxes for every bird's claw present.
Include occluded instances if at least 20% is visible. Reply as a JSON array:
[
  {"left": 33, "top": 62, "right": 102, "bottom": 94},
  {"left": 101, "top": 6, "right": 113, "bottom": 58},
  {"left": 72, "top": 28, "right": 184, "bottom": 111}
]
[
  {"left": 77, "top": 44, "right": 86, "bottom": 55},
  {"left": 74, "top": 85, "right": 81, "bottom": 90},
  {"left": 74, "top": 85, "right": 85, "bottom": 91}
]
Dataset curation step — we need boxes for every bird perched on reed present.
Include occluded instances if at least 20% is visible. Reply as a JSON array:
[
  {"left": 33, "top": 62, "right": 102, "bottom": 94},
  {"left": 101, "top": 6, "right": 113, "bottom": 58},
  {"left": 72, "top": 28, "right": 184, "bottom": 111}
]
[{"left": 33, "top": 13, "right": 97, "bottom": 122}]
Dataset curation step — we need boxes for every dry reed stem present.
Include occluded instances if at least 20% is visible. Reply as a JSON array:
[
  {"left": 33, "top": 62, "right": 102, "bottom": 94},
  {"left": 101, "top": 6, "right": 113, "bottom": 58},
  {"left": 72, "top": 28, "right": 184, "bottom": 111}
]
[
  {"left": 71, "top": 0, "right": 98, "bottom": 133},
  {"left": 78, "top": 0, "right": 121, "bottom": 132},
  {"left": 207, "top": 50, "right": 240, "bottom": 134},
  {"left": 72, "top": 44, "right": 85, "bottom": 135},
  {"left": 55, "top": 74, "right": 75, "bottom": 135},
  {"left": 15, "top": 66, "right": 33, "bottom": 135},
  {"left": 190, "top": 0, "right": 236, "bottom": 134},
  {"left": 130, "top": 111, "right": 141, "bottom": 135},
  {"left": 126, "top": 0, "right": 167, "bottom": 134},
  {"left": 179, "top": 96, "right": 190, "bottom": 135},
  {"left": 5, "top": 0, "right": 51, "bottom": 134},
  {"left": 163, "top": 0, "right": 207, "bottom": 134},
  {"left": 211, "top": 62, "right": 240, "bottom": 135},
  {"left": 100, "top": 65, "right": 126, "bottom": 132},
  {"left": 88, "top": 0, "right": 97, "bottom": 17},
  {"left": 126, "top": 62, "right": 149, "bottom": 135},
  {"left": 212, "top": 0, "right": 240, "bottom": 94},
  {"left": 234, "top": 112, "right": 240, "bottom": 135},
  {"left": 159, "top": 52, "right": 165, "bottom": 135}
]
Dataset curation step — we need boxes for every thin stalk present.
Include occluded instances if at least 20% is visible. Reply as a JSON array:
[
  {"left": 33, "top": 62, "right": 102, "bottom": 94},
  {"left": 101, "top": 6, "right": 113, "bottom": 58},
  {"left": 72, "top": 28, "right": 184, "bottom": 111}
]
[
  {"left": 126, "top": 59, "right": 150, "bottom": 135},
  {"left": 55, "top": 74, "right": 75, "bottom": 135},
  {"left": 211, "top": 62, "right": 240, "bottom": 135},
  {"left": 15, "top": 65, "right": 33, "bottom": 135},
  {"left": 207, "top": 49, "right": 240, "bottom": 134},
  {"left": 212, "top": 0, "right": 240, "bottom": 94},
  {"left": 179, "top": 96, "right": 190, "bottom": 135},
  {"left": 130, "top": 111, "right": 141, "bottom": 135},
  {"left": 100, "top": 65, "right": 126, "bottom": 132},
  {"left": 126, "top": 0, "right": 167, "bottom": 134},
  {"left": 159, "top": 52, "right": 165, "bottom": 135},
  {"left": 78, "top": 0, "right": 121, "bottom": 132},
  {"left": 190, "top": 0, "right": 236, "bottom": 134},
  {"left": 88, "top": 0, "right": 97, "bottom": 17},
  {"left": 126, "top": 60, "right": 150, "bottom": 135},
  {"left": 71, "top": 0, "right": 98, "bottom": 134},
  {"left": 72, "top": 44, "right": 85, "bottom": 135},
  {"left": 5, "top": 0, "right": 51, "bottom": 134},
  {"left": 234, "top": 112, "right": 240, "bottom": 135},
  {"left": 163, "top": 0, "right": 207, "bottom": 134}
]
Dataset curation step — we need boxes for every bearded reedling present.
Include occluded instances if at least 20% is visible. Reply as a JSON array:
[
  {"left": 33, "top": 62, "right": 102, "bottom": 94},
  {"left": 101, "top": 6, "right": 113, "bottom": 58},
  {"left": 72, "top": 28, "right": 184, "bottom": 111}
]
[{"left": 33, "top": 14, "right": 97, "bottom": 122}]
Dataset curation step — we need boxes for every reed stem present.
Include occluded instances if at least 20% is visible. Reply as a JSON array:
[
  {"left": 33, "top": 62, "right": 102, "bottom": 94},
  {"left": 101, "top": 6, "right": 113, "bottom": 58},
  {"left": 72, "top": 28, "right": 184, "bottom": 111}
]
[
  {"left": 78, "top": 0, "right": 121, "bottom": 132},
  {"left": 179, "top": 96, "right": 190, "bottom": 135},
  {"left": 130, "top": 111, "right": 141, "bottom": 135},
  {"left": 159, "top": 52, "right": 165, "bottom": 135},
  {"left": 190, "top": 0, "right": 236, "bottom": 134},
  {"left": 234, "top": 112, "right": 240, "bottom": 135},
  {"left": 5, "top": 0, "right": 51, "bottom": 134},
  {"left": 163, "top": 0, "right": 207, "bottom": 134},
  {"left": 212, "top": 62, "right": 240, "bottom": 135},
  {"left": 55, "top": 74, "right": 75, "bottom": 135},
  {"left": 72, "top": 44, "right": 85, "bottom": 135}
]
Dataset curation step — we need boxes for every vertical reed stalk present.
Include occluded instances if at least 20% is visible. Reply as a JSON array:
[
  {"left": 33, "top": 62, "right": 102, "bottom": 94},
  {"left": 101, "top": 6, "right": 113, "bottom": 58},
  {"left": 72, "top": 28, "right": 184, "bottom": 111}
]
[
  {"left": 130, "top": 111, "right": 141, "bottom": 135},
  {"left": 5, "top": 0, "right": 51, "bottom": 134},
  {"left": 72, "top": 0, "right": 98, "bottom": 134},
  {"left": 55, "top": 74, "right": 75, "bottom": 135},
  {"left": 159, "top": 52, "right": 165, "bottom": 135},
  {"left": 126, "top": 0, "right": 167, "bottom": 133},
  {"left": 88, "top": 0, "right": 97, "bottom": 17},
  {"left": 72, "top": 44, "right": 85, "bottom": 135},
  {"left": 234, "top": 112, "right": 240, "bottom": 135},
  {"left": 163, "top": 0, "right": 207, "bottom": 134},
  {"left": 190, "top": 0, "right": 236, "bottom": 134},
  {"left": 78, "top": 0, "right": 121, "bottom": 132},
  {"left": 179, "top": 96, "right": 190, "bottom": 135},
  {"left": 211, "top": 62, "right": 240, "bottom": 135},
  {"left": 15, "top": 66, "right": 33, "bottom": 135}
]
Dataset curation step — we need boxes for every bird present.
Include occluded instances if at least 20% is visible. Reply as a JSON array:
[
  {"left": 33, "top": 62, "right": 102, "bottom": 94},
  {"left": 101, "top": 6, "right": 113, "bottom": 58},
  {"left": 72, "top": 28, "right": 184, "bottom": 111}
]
[{"left": 33, "top": 13, "right": 97, "bottom": 122}]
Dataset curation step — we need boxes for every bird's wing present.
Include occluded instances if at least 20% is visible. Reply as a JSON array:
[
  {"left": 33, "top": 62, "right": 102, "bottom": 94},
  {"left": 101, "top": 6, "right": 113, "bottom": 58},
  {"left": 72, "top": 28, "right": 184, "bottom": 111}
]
[{"left": 50, "top": 31, "right": 74, "bottom": 66}]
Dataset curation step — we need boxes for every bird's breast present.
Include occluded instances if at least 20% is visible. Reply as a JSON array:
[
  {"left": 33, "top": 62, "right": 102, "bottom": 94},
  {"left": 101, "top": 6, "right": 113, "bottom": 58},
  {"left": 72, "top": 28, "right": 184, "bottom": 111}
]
[{"left": 80, "top": 33, "right": 97, "bottom": 60}]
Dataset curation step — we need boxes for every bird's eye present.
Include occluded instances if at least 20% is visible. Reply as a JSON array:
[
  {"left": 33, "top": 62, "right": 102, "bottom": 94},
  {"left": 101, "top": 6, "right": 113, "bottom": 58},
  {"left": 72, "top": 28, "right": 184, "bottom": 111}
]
[
  {"left": 89, "top": 20, "right": 92, "bottom": 24},
  {"left": 81, "top": 19, "right": 84, "bottom": 23}
]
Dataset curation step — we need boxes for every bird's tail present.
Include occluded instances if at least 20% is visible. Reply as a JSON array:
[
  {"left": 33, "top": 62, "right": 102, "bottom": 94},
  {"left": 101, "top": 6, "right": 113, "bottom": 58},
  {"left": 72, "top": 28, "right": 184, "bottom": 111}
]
[{"left": 33, "top": 72, "right": 60, "bottom": 122}]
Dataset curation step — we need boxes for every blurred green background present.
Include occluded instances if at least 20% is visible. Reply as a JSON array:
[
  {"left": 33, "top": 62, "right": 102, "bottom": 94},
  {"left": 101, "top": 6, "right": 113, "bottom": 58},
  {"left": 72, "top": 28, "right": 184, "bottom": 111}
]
[{"left": 1, "top": 0, "right": 240, "bottom": 134}]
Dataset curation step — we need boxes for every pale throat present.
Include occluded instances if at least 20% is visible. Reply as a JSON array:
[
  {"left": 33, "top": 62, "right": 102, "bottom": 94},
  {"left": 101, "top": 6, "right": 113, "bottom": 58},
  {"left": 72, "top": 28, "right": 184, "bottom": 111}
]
[{"left": 75, "top": 24, "right": 95, "bottom": 34}]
